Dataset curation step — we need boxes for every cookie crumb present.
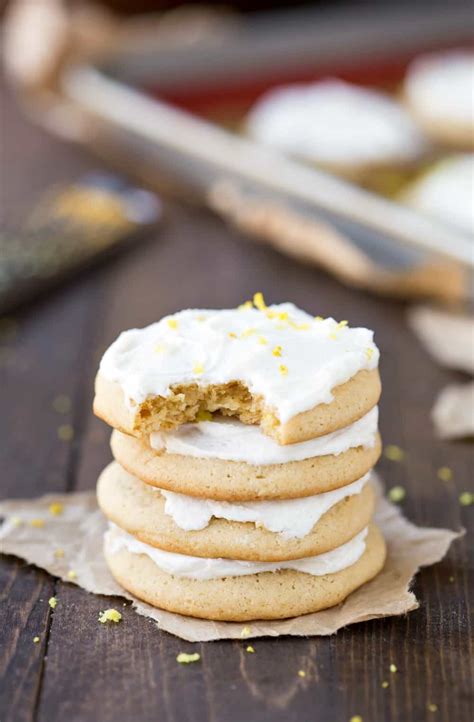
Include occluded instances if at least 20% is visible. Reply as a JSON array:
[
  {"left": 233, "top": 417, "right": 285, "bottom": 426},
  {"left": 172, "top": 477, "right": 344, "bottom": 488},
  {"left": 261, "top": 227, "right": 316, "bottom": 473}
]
[
  {"left": 176, "top": 652, "right": 200, "bottom": 664},
  {"left": 196, "top": 410, "right": 213, "bottom": 422},
  {"left": 240, "top": 626, "right": 252, "bottom": 638},
  {"left": 48, "top": 502, "right": 63, "bottom": 516},
  {"left": 246, "top": 645, "right": 255, "bottom": 653},
  {"left": 388, "top": 486, "right": 406, "bottom": 503},
  {"left": 48, "top": 597, "right": 57, "bottom": 609},
  {"left": 384, "top": 444, "right": 405, "bottom": 461},
  {"left": 99, "top": 608, "right": 122, "bottom": 624},
  {"left": 437, "top": 466, "right": 452, "bottom": 482}
]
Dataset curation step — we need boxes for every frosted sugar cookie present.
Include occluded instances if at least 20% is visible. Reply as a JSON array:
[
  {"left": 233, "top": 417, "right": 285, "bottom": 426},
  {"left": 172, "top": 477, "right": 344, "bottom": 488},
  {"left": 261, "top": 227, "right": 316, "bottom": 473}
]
[
  {"left": 97, "top": 461, "right": 375, "bottom": 561},
  {"left": 404, "top": 51, "right": 474, "bottom": 149},
  {"left": 110, "top": 408, "right": 381, "bottom": 500},
  {"left": 246, "top": 79, "right": 427, "bottom": 191},
  {"left": 401, "top": 155, "right": 474, "bottom": 235},
  {"left": 103, "top": 523, "right": 386, "bottom": 621},
  {"left": 94, "top": 296, "right": 381, "bottom": 444}
]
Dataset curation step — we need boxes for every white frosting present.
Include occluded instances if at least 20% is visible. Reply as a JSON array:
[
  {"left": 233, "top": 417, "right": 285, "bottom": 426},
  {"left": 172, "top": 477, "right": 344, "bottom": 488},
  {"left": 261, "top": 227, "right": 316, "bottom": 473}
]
[
  {"left": 405, "top": 51, "right": 474, "bottom": 128},
  {"left": 99, "top": 303, "right": 379, "bottom": 423},
  {"left": 404, "top": 155, "right": 474, "bottom": 236},
  {"left": 105, "top": 523, "right": 368, "bottom": 580},
  {"left": 161, "top": 473, "right": 369, "bottom": 538},
  {"left": 246, "top": 79, "right": 426, "bottom": 167},
  {"left": 150, "top": 406, "right": 378, "bottom": 463}
]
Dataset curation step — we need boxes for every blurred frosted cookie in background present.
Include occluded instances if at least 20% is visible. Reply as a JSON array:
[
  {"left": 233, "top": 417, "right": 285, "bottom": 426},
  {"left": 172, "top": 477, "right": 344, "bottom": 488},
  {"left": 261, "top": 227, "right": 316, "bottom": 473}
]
[
  {"left": 246, "top": 79, "right": 428, "bottom": 194},
  {"left": 404, "top": 51, "right": 474, "bottom": 150},
  {"left": 401, "top": 155, "right": 473, "bottom": 236}
]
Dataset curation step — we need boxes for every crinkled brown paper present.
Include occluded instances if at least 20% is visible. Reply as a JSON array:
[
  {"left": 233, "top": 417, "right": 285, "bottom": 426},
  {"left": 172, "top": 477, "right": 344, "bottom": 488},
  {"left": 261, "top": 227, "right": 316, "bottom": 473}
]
[{"left": 0, "top": 479, "right": 460, "bottom": 641}]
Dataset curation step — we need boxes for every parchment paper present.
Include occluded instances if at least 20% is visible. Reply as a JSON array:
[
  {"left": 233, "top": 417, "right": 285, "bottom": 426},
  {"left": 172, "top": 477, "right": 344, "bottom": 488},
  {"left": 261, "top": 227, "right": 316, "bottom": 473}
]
[{"left": 0, "top": 480, "right": 460, "bottom": 641}]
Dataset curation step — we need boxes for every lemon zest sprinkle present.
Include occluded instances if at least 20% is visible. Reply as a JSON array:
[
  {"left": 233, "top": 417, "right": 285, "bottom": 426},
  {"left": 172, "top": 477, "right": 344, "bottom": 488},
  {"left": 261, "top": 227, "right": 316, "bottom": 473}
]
[
  {"left": 241, "top": 328, "right": 256, "bottom": 338},
  {"left": 167, "top": 318, "right": 178, "bottom": 329},
  {"left": 228, "top": 332, "right": 237, "bottom": 339},
  {"left": 366, "top": 347, "right": 374, "bottom": 360},
  {"left": 384, "top": 444, "right": 405, "bottom": 462},
  {"left": 11, "top": 516, "right": 22, "bottom": 527},
  {"left": 258, "top": 336, "right": 268, "bottom": 345},
  {"left": 57, "top": 424, "right": 74, "bottom": 441},
  {"left": 298, "top": 670, "right": 306, "bottom": 678},
  {"left": 48, "top": 597, "right": 57, "bottom": 609},
  {"left": 253, "top": 292, "right": 266, "bottom": 310},
  {"left": 389, "top": 663, "right": 398, "bottom": 673},
  {"left": 279, "top": 364, "right": 288, "bottom": 376},
  {"left": 177, "top": 652, "right": 200, "bottom": 664},
  {"left": 272, "top": 345, "right": 282, "bottom": 357},
  {"left": 48, "top": 502, "right": 63, "bottom": 516},
  {"left": 350, "top": 716, "right": 363, "bottom": 722},
  {"left": 337, "top": 320, "right": 348, "bottom": 328},
  {"left": 33, "top": 636, "right": 40, "bottom": 644},
  {"left": 427, "top": 703, "right": 438, "bottom": 712},
  {"left": 437, "top": 466, "right": 452, "bottom": 481},
  {"left": 246, "top": 645, "right": 255, "bottom": 653},
  {"left": 388, "top": 486, "right": 406, "bottom": 503},
  {"left": 99, "top": 608, "right": 122, "bottom": 624},
  {"left": 193, "top": 363, "right": 204, "bottom": 375},
  {"left": 154, "top": 344, "right": 166, "bottom": 354},
  {"left": 277, "top": 312, "right": 289, "bottom": 321},
  {"left": 238, "top": 301, "right": 252, "bottom": 311},
  {"left": 54, "top": 548, "right": 64, "bottom": 558},
  {"left": 459, "top": 491, "right": 473, "bottom": 506},
  {"left": 67, "top": 570, "right": 77, "bottom": 580},
  {"left": 381, "top": 681, "right": 389, "bottom": 688},
  {"left": 240, "top": 626, "right": 252, "bottom": 638},
  {"left": 30, "top": 518, "right": 45, "bottom": 528},
  {"left": 314, "top": 316, "right": 324, "bottom": 322},
  {"left": 328, "top": 332, "right": 338, "bottom": 340}
]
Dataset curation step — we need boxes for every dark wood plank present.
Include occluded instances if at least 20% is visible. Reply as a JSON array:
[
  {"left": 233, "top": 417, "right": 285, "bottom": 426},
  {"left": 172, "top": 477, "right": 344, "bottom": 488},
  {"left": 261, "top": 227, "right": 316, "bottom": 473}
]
[{"left": 1, "top": 81, "right": 472, "bottom": 722}]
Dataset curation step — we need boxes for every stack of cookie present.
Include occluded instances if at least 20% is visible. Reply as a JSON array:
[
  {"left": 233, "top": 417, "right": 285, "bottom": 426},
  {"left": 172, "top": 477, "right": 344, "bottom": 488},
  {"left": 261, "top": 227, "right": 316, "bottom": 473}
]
[{"left": 94, "top": 296, "right": 386, "bottom": 621}]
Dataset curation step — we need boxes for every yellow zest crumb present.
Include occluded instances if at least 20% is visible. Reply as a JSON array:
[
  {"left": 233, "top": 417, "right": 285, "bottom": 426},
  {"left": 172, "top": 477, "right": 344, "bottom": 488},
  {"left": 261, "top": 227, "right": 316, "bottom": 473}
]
[
  {"left": 277, "top": 311, "right": 289, "bottom": 321},
  {"left": 381, "top": 680, "right": 389, "bottom": 688},
  {"left": 57, "top": 424, "right": 74, "bottom": 442},
  {"left": 246, "top": 645, "right": 255, "bottom": 653},
  {"left": 389, "top": 664, "right": 397, "bottom": 673},
  {"left": 437, "top": 466, "right": 452, "bottom": 481},
  {"left": 48, "top": 502, "right": 63, "bottom": 516},
  {"left": 427, "top": 703, "right": 438, "bottom": 713},
  {"left": 265, "top": 309, "right": 276, "bottom": 319},
  {"left": 240, "top": 626, "right": 252, "bottom": 638},
  {"left": 228, "top": 332, "right": 237, "bottom": 339},
  {"left": 193, "top": 363, "right": 204, "bottom": 375},
  {"left": 337, "top": 320, "right": 348, "bottom": 328},
  {"left": 167, "top": 318, "right": 178, "bottom": 329},
  {"left": 314, "top": 316, "right": 324, "bottom": 322},
  {"left": 350, "top": 716, "right": 363, "bottom": 722},
  {"left": 459, "top": 491, "right": 473, "bottom": 506},
  {"left": 253, "top": 292, "right": 266, "bottom": 310},
  {"left": 177, "top": 652, "right": 200, "bottom": 664},
  {"left": 272, "top": 345, "right": 282, "bottom": 357},
  {"left": 196, "top": 409, "right": 213, "bottom": 422},
  {"left": 297, "top": 670, "right": 306, "bottom": 678},
  {"left": 154, "top": 344, "right": 166, "bottom": 354},
  {"left": 52, "top": 394, "right": 71, "bottom": 414},
  {"left": 295, "top": 323, "right": 310, "bottom": 330},
  {"left": 279, "top": 364, "right": 288, "bottom": 376},
  {"left": 384, "top": 444, "right": 405, "bottom": 462},
  {"left": 98, "top": 608, "right": 122, "bottom": 624},
  {"left": 238, "top": 301, "right": 252, "bottom": 311},
  {"left": 241, "top": 328, "right": 256, "bottom": 338},
  {"left": 33, "top": 636, "right": 40, "bottom": 644},
  {"left": 365, "top": 347, "right": 374, "bottom": 360},
  {"left": 258, "top": 336, "right": 268, "bottom": 345},
  {"left": 30, "top": 518, "right": 45, "bottom": 528},
  {"left": 328, "top": 332, "right": 338, "bottom": 340},
  {"left": 48, "top": 597, "right": 57, "bottom": 609},
  {"left": 195, "top": 315, "right": 206, "bottom": 322},
  {"left": 11, "top": 516, "right": 22, "bottom": 527},
  {"left": 54, "top": 548, "right": 64, "bottom": 559},
  {"left": 67, "top": 570, "right": 77, "bottom": 580},
  {"left": 388, "top": 486, "right": 406, "bottom": 503}
]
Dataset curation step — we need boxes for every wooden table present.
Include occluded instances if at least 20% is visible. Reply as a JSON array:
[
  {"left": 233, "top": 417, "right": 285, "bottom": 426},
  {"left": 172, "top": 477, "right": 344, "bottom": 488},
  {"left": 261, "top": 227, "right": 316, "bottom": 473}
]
[{"left": 1, "top": 80, "right": 472, "bottom": 722}]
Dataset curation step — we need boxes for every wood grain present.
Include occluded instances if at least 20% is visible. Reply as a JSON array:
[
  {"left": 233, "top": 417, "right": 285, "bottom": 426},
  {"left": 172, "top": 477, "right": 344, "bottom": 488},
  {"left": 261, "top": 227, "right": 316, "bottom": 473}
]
[{"left": 0, "top": 79, "right": 472, "bottom": 722}]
